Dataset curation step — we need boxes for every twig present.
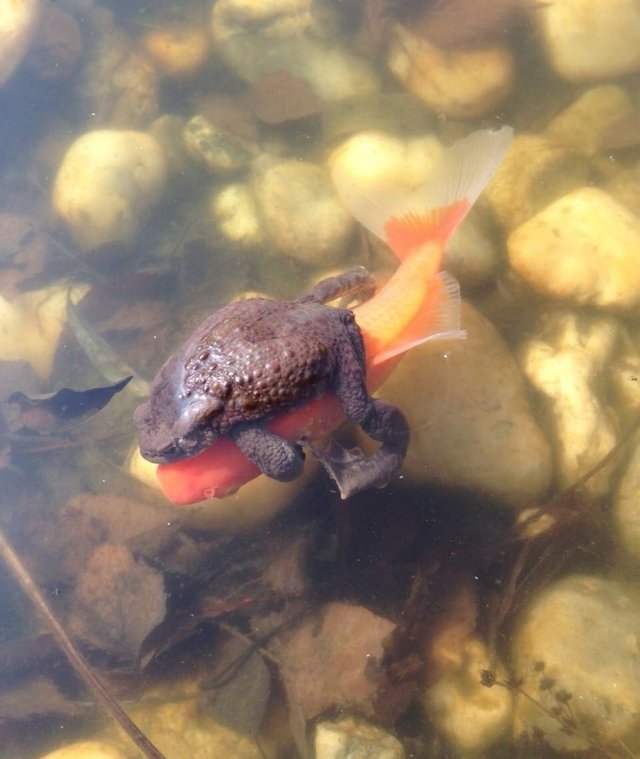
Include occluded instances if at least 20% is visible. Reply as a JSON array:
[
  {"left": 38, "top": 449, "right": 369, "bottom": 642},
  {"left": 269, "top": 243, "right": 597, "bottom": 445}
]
[{"left": 0, "top": 525, "right": 167, "bottom": 759}]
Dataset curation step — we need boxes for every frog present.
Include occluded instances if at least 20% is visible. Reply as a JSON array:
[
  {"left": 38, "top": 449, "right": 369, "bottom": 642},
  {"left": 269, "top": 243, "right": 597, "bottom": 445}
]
[{"left": 133, "top": 266, "right": 409, "bottom": 499}]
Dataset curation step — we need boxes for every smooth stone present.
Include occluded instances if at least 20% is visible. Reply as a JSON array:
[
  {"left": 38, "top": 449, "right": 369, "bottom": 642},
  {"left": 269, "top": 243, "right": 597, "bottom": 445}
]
[
  {"left": 545, "top": 85, "right": 635, "bottom": 157},
  {"left": 512, "top": 574, "right": 640, "bottom": 752},
  {"left": 373, "top": 301, "right": 552, "bottom": 509},
  {"left": 184, "top": 114, "right": 257, "bottom": 174},
  {"left": 508, "top": 187, "right": 640, "bottom": 310},
  {"left": 141, "top": 25, "right": 209, "bottom": 79},
  {"left": 52, "top": 130, "right": 167, "bottom": 250},
  {"left": 533, "top": 0, "right": 640, "bottom": 82},
  {"left": 387, "top": 23, "right": 514, "bottom": 119},
  {"left": 0, "top": 0, "right": 40, "bottom": 86},
  {"left": 519, "top": 309, "right": 621, "bottom": 498},
  {"left": 423, "top": 638, "right": 513, "bottom": 753},
  {"left": 210, "top": 182, "right": 264, "bottom": 249},
  {"left": 315, "top": 716, "right": 405, "bottom": 759},
  {"left": 0, "top": 284, "right": 87, "bottom": 381},
  {"left": 482, "top": 134, "right": 589, "bottom": 230},
  {"left": 37, "top": 742, "right": 127, "bottom": 759},
  {"left": 252, "top": 157, "right": 354, "bottom": 266}
]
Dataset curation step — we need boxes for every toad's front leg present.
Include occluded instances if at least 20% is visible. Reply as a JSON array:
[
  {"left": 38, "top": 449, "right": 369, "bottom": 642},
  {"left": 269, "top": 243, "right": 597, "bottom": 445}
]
[{"left": 231, "top": 424, "right": 305, "bottom": 482}]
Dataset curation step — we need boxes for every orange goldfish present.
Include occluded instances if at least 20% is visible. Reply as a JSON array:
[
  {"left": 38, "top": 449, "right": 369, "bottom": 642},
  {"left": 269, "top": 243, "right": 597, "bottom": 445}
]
[{"left": 154, "top": 127, "right": 513, "bottom": 504}]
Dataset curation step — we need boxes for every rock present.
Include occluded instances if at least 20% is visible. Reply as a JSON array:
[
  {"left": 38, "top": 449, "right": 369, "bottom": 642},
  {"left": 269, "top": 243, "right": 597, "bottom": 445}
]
[
  {"left": 52, "top": 130, "right": 167, "bottom": 250},
  {"left": 328, "top": 130, "right": 443, "bottom": 190},
  {"left": 252, "top": 156, "right": 354, "bottom": 266},
  {"left": 613, "top": 435, "right": 640, "bottom": 563},
  {"left": 141, "top": 25, "right": 209, "bottom": 79},
  {"left": 0, "top": 284, "right": 86, "bottom": 380},
  {"left": 387, "top": 23, "right": 514, "bottom": 119},
  {"left": 210, "top": 182, "right": 265, "bottom": 249},
  {"left": 445, "top": 210, "right": 498, "bottom": 290},
  {"left": 37, "top": 741, "right": 128, "bottom": 759},
  {"left": 533, "top": 0, "right": 640, "bottom": 82},
  {"left": 184, "top": 114, "right": 257, "bottom": 174},
  {"left": 315, "top": 716, "right": 405, "bottom": 759},
  {"left": 545, "top": 85, "right": 635, "bottom": 157},
  {"left": 605, "top": 159, "right": 640, "bottom": 218},
  {"left": 78, "top": 7, "right": 158, "bottom": 128},
  {"left": 0, "top": 0, "right": 40, "bottom": 86},
  {"left": 423, "top": 637, "right": 513, "bottom": 753},
  {"left": 482, "top": 134, "right": 589, "bottom": 230},
  {"left": 372, "top": 301, "right": 552, "bottom": 509},
  {"left": 519, "top": 310, "right": 621, "bottom": 498},
  {"left": 512, "top": 574, "right": 640, "bottom": 752},
  {"left": 26, "top": 3, "right": 83, "bottom": 81},
  {"left": 507, "top": 187, "right": 640, "bottom": 310},
  {"left": 212, "top": 0, "right": 378, "bottom": 102}
]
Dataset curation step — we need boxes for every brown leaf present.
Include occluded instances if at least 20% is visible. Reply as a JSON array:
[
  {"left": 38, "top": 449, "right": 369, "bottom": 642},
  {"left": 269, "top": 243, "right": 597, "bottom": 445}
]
[
  {"left": 69, "top": 544, "right": 166, "bottom": 661},
  {"left": 271, "top": 602, "right": 395, "bottom": 721},
  {"left": 247, "top": 71, "right": 324, "bottom": 125},
  {"left": 0, "top": 677, "right": 83, "bottom": 721},
  {"left": 405, "top": 0, "right": 535, "bottom": 48}
]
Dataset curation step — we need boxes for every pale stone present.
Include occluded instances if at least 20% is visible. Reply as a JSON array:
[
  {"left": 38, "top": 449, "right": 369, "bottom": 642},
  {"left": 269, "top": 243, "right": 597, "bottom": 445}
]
[
  {"left": 38, "top": 742, "right": 127, "bottom": 759},
  {"left": 141, "top": 25, "right": 209, "bottom": 78},
  {"left": 482, "top": 134, "right": 589, "bottom": 230},
  {"left": 52, "top": 130, "right": 167, "bottom": 250},
  {"left": 0, "top": 284, "right": 87, "bottom": 381},
  {"left": 519, "top": 310, "right": 620, "bottom": 498},
  {"left": 211, "top": 0, "right": 378, "bottom": 102},
  {"left": 512, "top": 574, "right": 640, "bottom": 752},
  {"left": 184, "top": 115, "right": 257, "bottom": 174},
  {"left": 533, "top": 0, "right": 640, "bottom": 82},
  {"left": 0, "top": 0, "right": 40, "bottom": 86},
  {"left": 373, "top": 302, "right": 552, "bottom": 508},
  {"left": 252, "top": 157, "right": 354, "bottom": 266},
  {"left": 210, "top": 183, "right": 264, "bottom": 249},
  {"left": 387, "top": 23, "right": 514, "bottom": 119},
  {"left": 508, "top": 187, "right": 640, "bottom": 310},
  {"left": 545, "top": 85, "right": 635, "bottom": 156},
  {"left": 315, "top": 716, "right": 405, "bottom": 759},
  {"left": 423, "top": 638, "right": 513, "bottom": 753},
  {"left": 328, "top": 130, "right": 443, "bottom": 189}
]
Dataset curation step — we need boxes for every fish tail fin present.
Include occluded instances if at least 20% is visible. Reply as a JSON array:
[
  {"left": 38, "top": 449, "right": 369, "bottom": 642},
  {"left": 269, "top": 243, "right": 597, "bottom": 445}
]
[{"left": 332, "top": 126, "right": 513, "bottom": 261}]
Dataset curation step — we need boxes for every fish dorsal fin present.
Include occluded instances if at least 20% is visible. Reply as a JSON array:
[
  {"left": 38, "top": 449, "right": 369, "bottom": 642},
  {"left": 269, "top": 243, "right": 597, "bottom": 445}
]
[
  {"left": 372, "top": 270, "right": 465, "bottom": 365},
  {"left": 332, "top": 126, "right": 513, "bottom": 261}
]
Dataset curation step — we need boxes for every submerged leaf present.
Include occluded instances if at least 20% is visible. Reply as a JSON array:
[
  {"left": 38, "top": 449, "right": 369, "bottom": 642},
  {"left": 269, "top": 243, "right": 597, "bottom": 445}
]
[
  {"left": 67, "top": 296, "right": 150, "bottom": 398},
  {"left": 0, "top": 677, "right": 83, "bottom": 721},
  {"left": 247, "top": 71, "right": 323, "bottom": 124},
  {"left": 69, "top": 543, "right": 166, "bottom": 661},
  {"left": 271, "top": 602, "right": 395, "bottom": 721},
  {"left": 8, "top": 376, "right": 132, "bottom": 434}
]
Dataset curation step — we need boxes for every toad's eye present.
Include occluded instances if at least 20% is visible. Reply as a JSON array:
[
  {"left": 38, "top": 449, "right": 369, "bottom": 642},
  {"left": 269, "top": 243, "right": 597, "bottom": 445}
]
[{"left": 175, "top": 396, "right": 223, "bottom": 435}]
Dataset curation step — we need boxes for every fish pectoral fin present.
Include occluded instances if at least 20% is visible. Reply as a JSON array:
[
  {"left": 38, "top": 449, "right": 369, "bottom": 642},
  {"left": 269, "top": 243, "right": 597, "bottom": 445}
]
[{"left": 372, "top": 270, "right": 466, "bottom": 365}]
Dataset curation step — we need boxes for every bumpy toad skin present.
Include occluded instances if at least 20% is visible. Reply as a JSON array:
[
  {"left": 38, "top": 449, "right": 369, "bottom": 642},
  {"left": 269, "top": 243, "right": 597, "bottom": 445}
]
[{"left": 134, "top": 267, "right": 409, "bottom": 498}]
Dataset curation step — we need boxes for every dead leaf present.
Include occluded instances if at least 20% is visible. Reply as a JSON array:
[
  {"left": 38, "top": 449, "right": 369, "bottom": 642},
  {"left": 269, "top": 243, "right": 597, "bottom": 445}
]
[
  {"left": 0, "top": 213, "right": 55, "bottom": 299},
  {"left": 69, "top": 543, "right": 166, "bottom": 661},
  {"left": 202, "top": 635, "right": 271, "bottom": 738},
  {"left": 271, "top": 602, "right": 395, "bottom": 721},
  {"left": 0, "top": 677, "right": 83, "bottom": 721},
  {"left": 404, "top": 0, "right": 535, "bottom": 48},
  {"left": 247, "top": 71, "right": 323, "bottom": 125},
  {"left": 8, "top": 376, "right": 132, "bottom": 434}
]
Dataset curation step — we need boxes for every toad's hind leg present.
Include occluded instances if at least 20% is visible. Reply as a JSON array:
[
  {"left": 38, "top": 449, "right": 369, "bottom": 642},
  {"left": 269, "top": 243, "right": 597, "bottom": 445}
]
[
  {"left": 231, "top": 424, "right": 305, "bottom": 482},
  {"left": 313, "top": 398, "right": 409, "bottom": 499},
  {"left": 300, "top": 266, "right": 376, "bottom": 306}
]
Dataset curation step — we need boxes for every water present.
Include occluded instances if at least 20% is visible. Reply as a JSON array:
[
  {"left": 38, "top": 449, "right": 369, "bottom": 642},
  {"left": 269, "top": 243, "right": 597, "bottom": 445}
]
[{"left": 1, "top": 1, "right": 640, "bottom": 758}]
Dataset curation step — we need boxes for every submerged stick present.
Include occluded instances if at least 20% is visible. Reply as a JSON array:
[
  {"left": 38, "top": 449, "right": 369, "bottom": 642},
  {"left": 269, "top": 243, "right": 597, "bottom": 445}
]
[{"left": 0, "top": 526, "right": 167, "bottom": 759}]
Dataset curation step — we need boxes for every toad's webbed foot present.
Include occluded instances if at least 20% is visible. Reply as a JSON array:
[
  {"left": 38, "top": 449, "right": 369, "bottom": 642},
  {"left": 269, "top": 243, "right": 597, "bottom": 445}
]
[
  {"left": 231, "top": 424, "right": 305, "bottom": 482},
  {"left": 300, "top": 266, "right": 376, "bottom": 307},
  {"left": 311, "top": 399, "right": 409, "bottom": 499}
]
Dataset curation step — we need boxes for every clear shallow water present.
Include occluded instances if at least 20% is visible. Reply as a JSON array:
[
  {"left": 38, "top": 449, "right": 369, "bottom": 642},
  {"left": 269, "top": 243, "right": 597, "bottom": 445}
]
[{"left": 1, "top": 2, "right": 640, "bottom": 758}]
